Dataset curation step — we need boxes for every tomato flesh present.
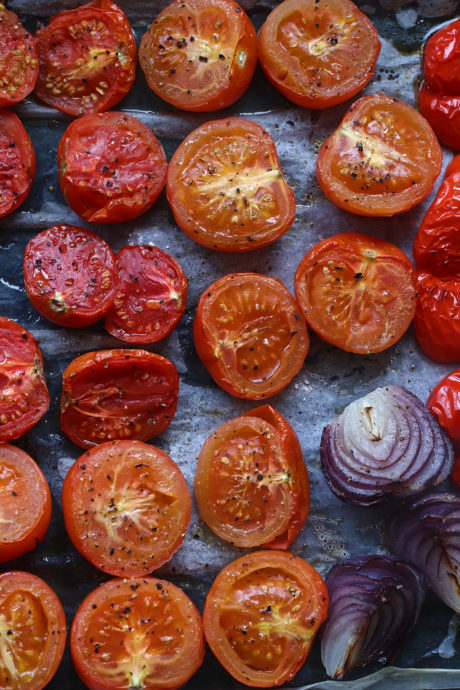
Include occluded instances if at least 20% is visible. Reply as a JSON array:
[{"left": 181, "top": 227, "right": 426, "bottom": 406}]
[
  {"left": 166, "top": 118, "right": 295, "bottom": 252},
  {"left": 0, "top": 5, "right": 38, "bottom": 108},
  {"left": 0, "top": 111, "right": 35, "bottom": 219}
]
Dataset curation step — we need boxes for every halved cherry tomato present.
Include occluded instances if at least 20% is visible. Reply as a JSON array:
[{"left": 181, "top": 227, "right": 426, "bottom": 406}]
[
  {"left": 424, "top": 19, "right": 460, "bottom": 93},
  {"left": 414, "top": 271, "right": 460, "bottom": 363},
  {"left": 0, "top": 444, "right": 51, "bottom": 563},
  {"left": 0, "top": 110, "right": 35, "bottom": 218},
  {"left": 60, "top": 349, "right": 179, "bottom": 448},
  {"left": 0, "top": 317, "right": 49, "bottom": 443},
  {"left": 34, "top": 0, "right": 136, "bottom": 116},
  {"left": 419, "top": 83, "right": 460, "bottom": 152},
  {"left": 194, "top": 405, "right": 309, "bottom": 548},
  {"left": 294, "top": 233, "right": 417, "bottom": 354},
  {"left": 193, "top": 273, "right": 309, "bottom": 399},
  {"left": 258, "top": 0, "right": 380, "bottom": 109},
  {"left": 427, "top": 368, "right": 460, "bottom": 488},
  {"left": 0, "top": 5, "right": 38, "bottom": 108},
  {"left": 23, "top": 224, "right": 118, "bottom": 328},
  {"left": 166, "top": 118, "right": 295, "bottom": 252},
  {"left": 104, "top": 245, "right": 187, "bottom": 343},
  {"left": 139, "top": 0, "right": 257, "bottom": 112},
  {"left": 62, "top": 440, "right": 190, "bottom": 576},
  {"left": 0, "top": 571, "right": 66, "bottom": 690},
  {"left": 71, "top": 576, "right": 205, "bottom": 690},
  {"left": 316, "top": 93, "right": 442, "bottom": 216},
  {"left": 203, "top": 550, "right": 328, "bottom": 688},
  {"left": 57, "top": 111, "right": 167, "bottom": 223}
]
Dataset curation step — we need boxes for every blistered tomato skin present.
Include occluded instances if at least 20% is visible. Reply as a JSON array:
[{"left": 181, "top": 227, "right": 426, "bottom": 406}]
[
  {"left": 258, "top": 0, "right": 380, "bottom": 109},
  {"left": 0, "top": 111, "right": 35, "bottom": 218},
  {"left": 414, "top": 274, "right": 460, "bottom": 363},
  {"left": 419, "top": 83, "right": 460, "bottom": 152},
  {"left": 0, "top": 5, "right": 38, "bottom": 108},
  {"left": 424, "top": 19, "right": 460, "bottom": 94},
  {"left": 428, "top": 370, "right": 460, "bottom": 488}
]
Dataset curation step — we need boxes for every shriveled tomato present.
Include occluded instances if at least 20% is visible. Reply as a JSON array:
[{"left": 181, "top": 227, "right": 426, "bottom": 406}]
[
  {"left": 0, "top": 571, "right": 66, "bottom": 690},
  {"left": 0, "top": 444, "right": 51, "bottom": 563},
  {"left": 445, "top": 154, "right": 460, "bottom": 178},
  {"left": 414, "top": 271, "right": 460, "bottom": 363},
  {"left": 193, "top": 273, "right": 309, "bottom": 399},
  {"left": 0, "top": 5, "right": 38, "bottom": 108},
  {"left": 203, "top": 550, "right": 328, "bottom": 687},
  {"left": 60, "top": 349, "right": 179, "bottom": 448},
  {"left": 0, "top": 317, "right": 49, "bottom": 443},
  {"left": 294, "top": 233, "right": 416, "bottom": 354},
  {"left": 104, "top": 245, "right": 187, "bottom": 343},
  {"left": 194, "top": 405, "right": 309, "bottom": 548},
  {"left": 34, "top": 0, "right": 136, "bottom": 116},
  {"left": 258, "top": 0, "right": 380, "bottom": 109},
  {"left": 316, "top": 93, "right": 442, "bottom": 216},
  {"left": 419, "top": 83, "right": 460, "bottom": 152},
  {"left": 57, "top": 111, "right": 167, "bottom": 223},
  {"left": 424, "top": 19, "right": 460, "bottom": 93},
  {"left": 23, "top": 224, "right": 118, "bottom": 328},
  {"left": 139, "top": 0, "right": 257, "bottom": 112},
  {"left": 71, "top": 576, "right": 205, "bottom": 690},
  {"left": 166, "top": 118, "right": 295, "bottom": 252},
  {"left": 0, "top": 111, "right": 35, "bottom": 218},
  {"left": 427, "top": 368, "right": 460, "bottom": 488},
  {"left": 63, "top": 440, "right": 190, "bottom": 576}
]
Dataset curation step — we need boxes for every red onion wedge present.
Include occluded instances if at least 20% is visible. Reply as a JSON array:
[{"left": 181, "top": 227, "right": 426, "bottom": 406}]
[
  {"left": 320, "top": 385, "right": 454, "bottom": 505},
  {"left": 321, "top": 555, "right": 425, "bottom": 680},
  {"left": 389, "top": 492, "right": 460, "bottom": 613}
]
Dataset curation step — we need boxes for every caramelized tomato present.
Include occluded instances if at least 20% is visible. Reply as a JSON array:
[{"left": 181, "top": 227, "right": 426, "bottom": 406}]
[
  {"left": 0, "top": 4, "right": 38, "bottom": 108},
  {"left": 427, "top": 368, "right": 460, "bottom": 487},
  {"left": 419, "top": 83, "right": 460, "bottom": 152},
  {"left": 0, "top": 111, "right": 35, "bottom": 218},
  {"left": 414, "top": 272, "right": 460, "bottom": 363}
]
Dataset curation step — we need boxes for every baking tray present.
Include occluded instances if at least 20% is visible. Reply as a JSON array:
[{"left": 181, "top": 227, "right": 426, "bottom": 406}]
[{"left": 2, "top": 0, "right": 460, "bottom": 687}]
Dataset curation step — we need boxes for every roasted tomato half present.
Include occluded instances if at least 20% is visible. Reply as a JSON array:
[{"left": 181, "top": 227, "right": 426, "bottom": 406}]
[
  {"left": 34, "top": 0, "right": 137, "bottom": 116},
  {"left": 60, "top": 349, "right": 179, "bottom": 448},
  {"left": 194, "top": 405, "right": 309, "bottom": 548},
  {"left": 0, "top": 110, "right": 35, "bottom": 218},
  {"left": 203, "top": 550, "right": 328, "bottom": 687},
  {"left": 57, "top": 111, "right": 167, "bottom": 223},
  {"left": 71, "top": 577, "right": 205, "bottom": 690},
  {"left": 0, "top": 4, "right": 38, "bottom": 108},
  {"left": 139, "top": 0, "right": 257, "bottom": 111},
  {"left": 258, "top": 0, "right": 380, "bottom": 109},
  {"left": 414, "top": 271, "right": 460, "bottom": 363},
  {"left": 317, "top": 93, "right": 442, "bottom": 216},
  {"left": 166, "top": 118, "right": 295, "bottom": 252},
  {"left": 294, "top": 233, "right": 417, "bottom": 354},
  {"left": 0, "top": 317, "right": 49, "bottom": 443},
  {"left": 193, "top": 273, "right": 309, "bottom": 399},
  {"left": 0, "top": 571, "right": 66, "bottom": 690}
]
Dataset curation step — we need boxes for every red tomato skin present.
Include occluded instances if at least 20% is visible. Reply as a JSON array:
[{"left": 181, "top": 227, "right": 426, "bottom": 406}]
[
  {"left": 0, "top": 110, "right": 35, "bottom": 218},
  {"left": 424, "top": 19, "right": 460, "bottom": 93},
  {"left": 0, "top": 6, "right": 38, "bottom": 107},
  {"left": 419, "top": 82, "right": 460, "bottom": 152},
  {"left": 445, "top": 155, "right": 460, "bottom": 178},
  {"left": 414, "top": 272, "right": 460, "bottom": 363},
  {"left": 427, "top": 369, "right": 460, "bottom": 488}
]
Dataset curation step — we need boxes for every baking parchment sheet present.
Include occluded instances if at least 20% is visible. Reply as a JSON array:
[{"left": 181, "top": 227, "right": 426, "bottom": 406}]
[{"left": 2, "top": 0, "right": 460, "bottom": 687}]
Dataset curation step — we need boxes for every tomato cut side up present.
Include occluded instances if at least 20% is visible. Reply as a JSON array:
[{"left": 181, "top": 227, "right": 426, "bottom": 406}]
[
  {"left": 414, "top": 272, "right": 460, "bottom": 363},
  {"left": 203, "top": 550, "right": 328, "bottom": 688},
  {"left": 0, "top": 110, "right": 35, "bottom": 218},
  {"left": 194, "top": 405, "right": 309, "bottom": 548},
  {"left": 193, "top": 273, "right": 309, "bottom": 399},
  {"left": 71, "top": 576, "right": 205, "bottom": 690},
  {"left": 0, "top": 317, "right": 49, "bottom": 443},
  {"left": 0, "top": 571, "right": 66, "bottom": 690},
  {"left": 60, "top": 349, "right": 179, "bottom": 448},
  {"left": 104, "top": 245, "right": 187, "bottom": 343},
  {"left": 24, "top": 224, "right": 118, "bottom": 328},
  {"left": 258, "top": 0, "right": 380, "bottom": 109},
  {"left": 0, "top": 444, "right": 51, "bottom": 563},
  {"left": 0, "top": 5, "right": 38, "bottom": 108},
  {"left": 419, "top": 83, "right": 460, "bottom": 152},
  {"left": 166, "top": 118, "right": 295, "bottom": 252},
  {"left": 34, "top": 0, "right": 137, "bottom": 116},
  {"left": 317, "top": 93, "right": 442, "bottom": 216},
  {"left": 294, "top": 233, "right": 417, "bottom": 354},
  {"left": 139, "top": 0, "right": 257, "bottom": 112},
  {"left": 57, "top": 111, "right": 167, "bottom": 223}
]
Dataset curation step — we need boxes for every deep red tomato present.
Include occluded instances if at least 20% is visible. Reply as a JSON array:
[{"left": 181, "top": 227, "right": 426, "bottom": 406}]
[
  {"left": 62, "top": 440, "right": 190, "bottom": 576},
  {"left": 0, "top": 110, "right": 35, "bottom": 218},
  {"left": 203, "top": 550, "right": 328, "bottom": 687},
  {"left": 0, "top": 5, "right": 38, "bottom": 108},
  {"left": 71, "top": 576, "right": 205, "bottom": 690},
  {"left": 104, "top": 245, "right": 187, "bottom": 342},
  {"left": 34, "top": 0, "right": 136, "bottom": 116},
  {"left": 317, "top": 93, "right": 442, "bottom": 216},
  {"left": 139, "top": 0, "right": 257, "bottom": 112},
  {"left": 424, "top": 19, "right": 460, "bottom": 93},
  {"left": 419, "top": 83, "right": 460, "bottom": 152},
  {"left": 414, "top": 271, "right": 460, "bottom": 363},
  {"left": 427, "top": 368, "right": 460, "bottom": 488},
  {"left": 258, "top": 0, "right": 380, "bottom": 109},
  {"left": 23, "top": 224, "right": 118, "bottom": 328},
  {"left": 193, "top": 273, "right": 309, "bottom": 399},
  {"left": 0, "top": 444, "right": 51, "bottom": 563},
  {"left": 57, "top": 111, "right": 167, "bottom": 223},
  {"left": 294, "top": 233, "right": 416, "bottom": 354},
  {"left": 194, "top": 405, "right": 309, "bottom": 548},
  {"left": 0, "top": 317, "right": 49, "bottom": 443},
  {"left": 0, "top": 571, "right": 66, "bottom": 690},
  {"left": 166, "top": 118, "right": 295, "bottom": 252},
  {"left": 60, "top": 349, "right": 179, "bottom": 448}
]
